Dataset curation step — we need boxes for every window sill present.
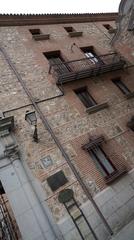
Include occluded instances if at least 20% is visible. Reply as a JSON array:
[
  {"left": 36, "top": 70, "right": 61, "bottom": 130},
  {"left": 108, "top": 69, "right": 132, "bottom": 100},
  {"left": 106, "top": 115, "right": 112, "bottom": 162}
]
[
  {"left": 104, "top": 167, "right": 128, "bottom": 184},
  {"left": 33, "top": 34, "right": 50, "bottom": 41},
  {"left": 69, "top": 31, "right": 83, "bottom": 37},
  {"left": 108, "top": 28, "right": 117, "bottom": 34},
  {"left": 86, "top": 102, "right": 109, "bottom": 114},
  {"left": 125, "top": 91, "right": 134, "bottom": 99}
]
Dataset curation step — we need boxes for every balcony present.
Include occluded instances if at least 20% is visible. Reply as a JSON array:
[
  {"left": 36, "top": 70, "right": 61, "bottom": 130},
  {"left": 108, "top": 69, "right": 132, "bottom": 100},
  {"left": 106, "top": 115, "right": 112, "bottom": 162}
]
[{"left": 49, "top": 53, "right": 126, "bottom": 85}]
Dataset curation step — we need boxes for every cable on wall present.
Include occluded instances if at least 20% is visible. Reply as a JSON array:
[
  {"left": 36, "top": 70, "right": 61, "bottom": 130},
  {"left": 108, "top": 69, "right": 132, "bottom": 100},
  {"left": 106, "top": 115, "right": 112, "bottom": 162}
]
[{"left": 0, "top": 45, "right": 113, "bottom": 237}]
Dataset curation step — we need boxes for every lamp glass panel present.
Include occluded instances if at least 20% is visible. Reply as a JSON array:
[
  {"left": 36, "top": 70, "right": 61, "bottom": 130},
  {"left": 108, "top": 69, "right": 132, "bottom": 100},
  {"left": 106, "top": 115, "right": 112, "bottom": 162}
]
[{"left": 25, "top": 111, "right": 37, "bottom": 125}]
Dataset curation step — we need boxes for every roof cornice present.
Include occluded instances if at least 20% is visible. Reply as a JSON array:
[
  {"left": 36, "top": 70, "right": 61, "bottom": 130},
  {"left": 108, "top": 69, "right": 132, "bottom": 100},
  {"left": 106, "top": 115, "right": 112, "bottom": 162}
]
[{"left": 0, "top": 13, "right": 118, "bottom": 26}]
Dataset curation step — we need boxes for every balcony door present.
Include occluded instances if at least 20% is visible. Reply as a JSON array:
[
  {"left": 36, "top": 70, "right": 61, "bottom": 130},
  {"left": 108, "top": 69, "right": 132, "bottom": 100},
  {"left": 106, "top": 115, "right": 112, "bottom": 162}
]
[
  {"left": 80, "top": 46, "right": 103, "bottom": 65},
  {"left": 44, "top": 51, "right": 71, "bottom": 74}
]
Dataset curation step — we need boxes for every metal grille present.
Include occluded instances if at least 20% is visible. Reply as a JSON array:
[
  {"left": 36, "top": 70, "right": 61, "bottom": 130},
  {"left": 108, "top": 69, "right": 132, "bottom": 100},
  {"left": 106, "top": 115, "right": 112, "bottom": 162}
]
[
  {"left": 49, "top": 53, "right": 126, "bottom": 84},
  {"left": 0, "top": 195, "right": 20, "bottom": 240},
  {"left": 82, "top": 136, "right": 105, "bottom": 151}
]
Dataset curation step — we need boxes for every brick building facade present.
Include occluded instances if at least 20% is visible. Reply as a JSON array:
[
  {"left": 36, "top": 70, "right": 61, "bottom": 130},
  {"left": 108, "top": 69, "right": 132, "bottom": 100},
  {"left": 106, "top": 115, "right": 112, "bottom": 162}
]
[{"left": 0, "top": 4, "right": 134, "bottom": 240}]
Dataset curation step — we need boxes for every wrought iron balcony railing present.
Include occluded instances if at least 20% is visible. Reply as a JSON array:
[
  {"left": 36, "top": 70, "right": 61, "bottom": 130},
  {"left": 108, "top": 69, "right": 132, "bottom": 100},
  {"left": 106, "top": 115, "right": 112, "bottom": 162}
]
[{"left": 49, "top": 53, "right": 126, "bottom": 84}]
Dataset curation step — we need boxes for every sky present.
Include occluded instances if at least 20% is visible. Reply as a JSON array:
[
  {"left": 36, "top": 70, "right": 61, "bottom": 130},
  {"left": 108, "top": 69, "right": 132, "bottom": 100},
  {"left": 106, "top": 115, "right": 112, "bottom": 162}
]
[{"left": 0, "top": 0, "right": 121, "bottom": 14}]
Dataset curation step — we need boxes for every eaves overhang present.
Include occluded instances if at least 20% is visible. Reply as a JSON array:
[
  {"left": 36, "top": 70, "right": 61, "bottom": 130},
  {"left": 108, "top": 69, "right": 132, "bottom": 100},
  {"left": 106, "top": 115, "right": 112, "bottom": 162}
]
[{"left": 0, "top": 13, "right": 118, "bottom": 26}]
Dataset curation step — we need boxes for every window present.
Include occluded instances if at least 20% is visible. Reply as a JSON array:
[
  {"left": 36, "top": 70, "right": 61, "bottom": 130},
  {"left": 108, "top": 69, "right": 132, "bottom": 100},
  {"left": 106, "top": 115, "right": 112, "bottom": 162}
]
[
  {"left": 112, "top": 78, "right": 131, "bottom": 95},
  {"left": 89, "top": 147, "right": 116, "bottom": 177},
  {"left": 29, "top": 29, "right": 41, "bottom": 35},
  {"left": 44, "top": 51, "right": 70, "bottom": 74},
  {"left": 30, "top": 29, "right": 50, "bottom": 41},
  {"left": 74, "top": 87, "right": 96, "bottom": 108},
  {"left": 80, "top": 46, "right": 100, "bottom": 64},
  {"left": 103, "top": 24, "right": 112, "bottom": 30},
  {"left": 103, "top": 24, "right": 115, "bottom": 33},
  {"left": 64, "top": 26, "right": 75, "bottom": 33},
  {"left": 0, "top": 181, "right": 5, "bottom": 195},
  {"left": 127, "top": 116, "right": 134, "bottom": 131},
  {"left": 47, "top": 171, "right": 68, "bottom": 191},
  {"left": 130, "top": 126, "right": 134, "bottom": 132},
  {"left": 64, "top": 26, "right": 83, "bottom": 37}
]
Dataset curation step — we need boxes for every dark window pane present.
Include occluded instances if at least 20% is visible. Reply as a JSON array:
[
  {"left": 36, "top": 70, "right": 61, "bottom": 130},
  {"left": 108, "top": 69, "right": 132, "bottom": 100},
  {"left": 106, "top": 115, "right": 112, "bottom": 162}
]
[
  {"left": 0, "top": 181, "right": 5, "bottom": 195},
  {"left": 74, "top": 87, "right": 96, "bottom": 108},
  {"left": 130, "top": 126, "right": 134, "bottom": 131},
  {"left": 112, "top": 78, "right": 130, "bottom": 95},
  {"left": 127, "top": 116, "right": 134, "bottom": 131},
  {"left": 89, "top": 147, "right": 116, "bottom": 177},
  {"left": 64, "top": 27, "right": 75, "bottom": 33},
  {"left": 47, "top": 171, "right": 68, "bottom": 191},
  {"left": 29, "top": 29, "right": 41, "bottom": 35},
  {"left": 103, "top": 24, "right": 112, "bottom": 30}
]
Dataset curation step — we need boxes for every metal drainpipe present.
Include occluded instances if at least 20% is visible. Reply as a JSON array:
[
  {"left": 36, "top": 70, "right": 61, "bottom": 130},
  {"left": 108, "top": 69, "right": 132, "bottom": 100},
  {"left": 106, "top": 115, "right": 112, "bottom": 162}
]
[{"left": 0, "top": 46, "right": 113, "bottom": 237}]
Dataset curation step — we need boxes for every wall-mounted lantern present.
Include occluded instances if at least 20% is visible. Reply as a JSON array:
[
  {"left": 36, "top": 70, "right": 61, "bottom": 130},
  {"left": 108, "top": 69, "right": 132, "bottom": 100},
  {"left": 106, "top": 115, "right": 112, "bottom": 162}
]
[{"left": 25, "top": 110, "right": 38, "bottom": 142}]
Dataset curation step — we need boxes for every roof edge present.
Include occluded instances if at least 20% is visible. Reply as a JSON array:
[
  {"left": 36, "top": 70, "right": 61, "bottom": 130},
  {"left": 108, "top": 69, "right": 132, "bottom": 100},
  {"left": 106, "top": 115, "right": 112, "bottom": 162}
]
[{"left": 0, "top": 13, "right": 118, "bottom": 26}]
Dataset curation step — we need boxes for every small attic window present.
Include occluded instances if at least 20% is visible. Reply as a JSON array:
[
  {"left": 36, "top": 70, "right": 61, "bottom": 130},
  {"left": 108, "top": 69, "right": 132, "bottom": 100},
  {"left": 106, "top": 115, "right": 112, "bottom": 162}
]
[
  {"left": 64, "top": 26, "right": 83, "bottom": 37},
  {"left": 127, "top": 116, "right": 134, "bottom": 131},
  {"left": 103, "top": 24, "right": 116, "bottom": 33},
  {"left": 103, "top": 24, "right": 112, "bottom": 30},
  {"left": 64, "top": 27, "right": 75, "bottom": 33},
  {"left": 29, "top": 29, "right": 41, "bottom": 35}
]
